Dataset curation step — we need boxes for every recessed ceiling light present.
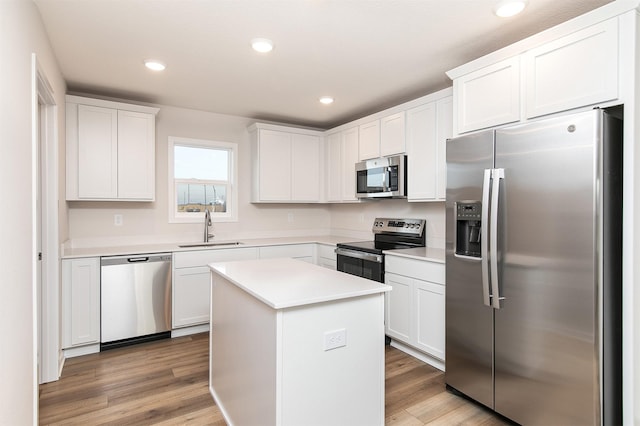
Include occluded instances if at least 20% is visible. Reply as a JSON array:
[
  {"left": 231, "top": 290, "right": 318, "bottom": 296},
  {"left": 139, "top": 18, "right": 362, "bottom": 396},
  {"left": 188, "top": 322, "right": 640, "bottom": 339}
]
[
  {"left": 251, "top": 38, "right": 274, "bottom": 53},
  {"left": 319, "top": 96, "right": 334, "bottom": 105},
  {"left": 494, "top": 0, "right": 527, "bottom": 18},
  {"left": 144, "top": 60, "right": 166, "bottom": 71}
]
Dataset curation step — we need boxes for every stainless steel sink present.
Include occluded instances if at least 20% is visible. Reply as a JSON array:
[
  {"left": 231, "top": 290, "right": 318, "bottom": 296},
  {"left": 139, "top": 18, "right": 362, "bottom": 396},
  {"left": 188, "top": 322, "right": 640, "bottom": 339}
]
[{"left": 178, "top": 241, "right": 243, "bottom": 248}]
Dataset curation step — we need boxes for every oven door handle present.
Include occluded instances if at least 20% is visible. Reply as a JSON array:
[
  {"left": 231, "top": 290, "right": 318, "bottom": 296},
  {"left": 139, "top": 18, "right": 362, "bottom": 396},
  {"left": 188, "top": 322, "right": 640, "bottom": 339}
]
[{"left": 335, "top": 248, "right": 383, "bottom": 263}]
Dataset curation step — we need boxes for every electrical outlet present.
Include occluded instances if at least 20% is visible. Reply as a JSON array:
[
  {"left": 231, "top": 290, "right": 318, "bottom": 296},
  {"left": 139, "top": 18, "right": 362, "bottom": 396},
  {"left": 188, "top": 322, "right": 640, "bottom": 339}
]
[
  {"left": 323, "top": 328, "right": 347, "bottom": 351},
  {"left": 114, "top": 214, "right": 123, "bottom": 226},
  {"left": 287, "top": 212, "right": 294, "bottom": 223}
]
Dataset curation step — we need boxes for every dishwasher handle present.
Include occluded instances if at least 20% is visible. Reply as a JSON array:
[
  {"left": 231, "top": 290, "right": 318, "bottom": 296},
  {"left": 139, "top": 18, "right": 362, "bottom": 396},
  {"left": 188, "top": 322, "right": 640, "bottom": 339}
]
[{"left": 101, "top": 253, "right": 172, "bottom": 266}]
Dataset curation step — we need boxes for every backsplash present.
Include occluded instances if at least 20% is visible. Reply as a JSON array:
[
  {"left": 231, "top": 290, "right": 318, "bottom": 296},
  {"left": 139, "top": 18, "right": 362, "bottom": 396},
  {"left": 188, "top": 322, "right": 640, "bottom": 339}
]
[{"left": 329, "top": 199, "right": 445, "bottom": 248}]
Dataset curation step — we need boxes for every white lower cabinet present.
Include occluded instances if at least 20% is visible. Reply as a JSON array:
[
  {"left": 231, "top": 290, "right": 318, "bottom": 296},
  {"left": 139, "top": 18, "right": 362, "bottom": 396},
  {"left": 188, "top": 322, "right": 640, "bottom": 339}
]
[
  {"left": 317, "top": 244, "right": 337, "bottom": 269},
  {"left": 173, "top": 266, "right": 211, "bottom": 328},
  {"left": 385, "top": 255, "right": 445, "bottom": 367},
  {"left": 62, "top": 257, "right": 100, "bottom": 355},
  {"left": 172, "top": 247, "right": 258, "bottom": 329}
]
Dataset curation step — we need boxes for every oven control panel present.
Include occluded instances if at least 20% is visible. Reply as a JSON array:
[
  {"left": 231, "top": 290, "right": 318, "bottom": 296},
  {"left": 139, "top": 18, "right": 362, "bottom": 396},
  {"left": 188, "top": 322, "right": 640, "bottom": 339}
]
[{"left": 372, "top": 218, "right": 425, "bottom": 235}]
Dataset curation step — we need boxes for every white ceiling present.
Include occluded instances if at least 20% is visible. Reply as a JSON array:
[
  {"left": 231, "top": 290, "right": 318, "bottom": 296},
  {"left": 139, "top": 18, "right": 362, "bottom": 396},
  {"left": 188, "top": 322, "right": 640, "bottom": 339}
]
[{"left": 34, "top": 0, "right": 613, "bottom": 129}]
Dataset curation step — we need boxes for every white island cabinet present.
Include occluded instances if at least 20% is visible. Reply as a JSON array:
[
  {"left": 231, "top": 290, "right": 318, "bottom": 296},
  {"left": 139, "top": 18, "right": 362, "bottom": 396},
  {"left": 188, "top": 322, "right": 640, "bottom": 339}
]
[{"left": 209, "top": 258, "right": 390, "bottom": 426}]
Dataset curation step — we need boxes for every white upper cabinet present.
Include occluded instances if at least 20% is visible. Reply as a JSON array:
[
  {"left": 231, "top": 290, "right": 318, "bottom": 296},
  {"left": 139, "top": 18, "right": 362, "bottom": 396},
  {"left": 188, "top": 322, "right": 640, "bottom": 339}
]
[
  {"left": 523, "top": 19, "right": 618, "bottom": 119},
  {"left": 448, "top": 7, "right": 629, "bottom": 135},
  {"left": 77, "top": 105, "right": 118, "bottom": 199},
  {"left": 66, "top": 95, "right": 159, "bottom": 201},
  {"left": 291, "top": 134, "right": 321, "bottom": 201},
  {"left": 435, "top": 97, "right": 453, "bottom": 200},
  {"left": 325, "top": 126, "right": 359, "bottom": 203},
  {"left": 358, "top": 112, "right": 406, "bottom": 161},
  {"left": 358, "top": 120, "right": 380, "bottom": 161},
  {"left": 406, "top": 102, "right": 437, "bottom": 201},
  {"left": 453, "top": 56, "right": 521, "bottom": 134},
  {"left": 341, "top": 126, "right": 360, "bottom": 201},
  {"left": 326, "top": 132, "right": 343, "bottom": 202},
  {"left": 250, "top": 124, "right": 323, "bottom": 203},
  {"left": 406, "top": 95, "right": 452, "bottom": 202},
  {"left": 380, "top": 111, "right": 405, "bottom": 157},
  {"left": 117, "top": 110, "right": 156, "bottom": 199}
]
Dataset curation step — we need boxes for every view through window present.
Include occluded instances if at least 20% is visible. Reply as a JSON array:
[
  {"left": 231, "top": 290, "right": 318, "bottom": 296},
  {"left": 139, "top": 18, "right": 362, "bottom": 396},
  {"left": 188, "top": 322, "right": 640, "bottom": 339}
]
[{"left": 168, "top": 137, "right": 237, "bottom": 222}]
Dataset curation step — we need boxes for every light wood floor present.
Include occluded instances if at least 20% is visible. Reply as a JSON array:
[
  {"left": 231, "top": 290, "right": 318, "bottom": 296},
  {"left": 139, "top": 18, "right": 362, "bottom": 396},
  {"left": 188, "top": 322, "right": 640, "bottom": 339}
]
[{"left": 39, "top": 333, "right": 511, "bottom": 425}]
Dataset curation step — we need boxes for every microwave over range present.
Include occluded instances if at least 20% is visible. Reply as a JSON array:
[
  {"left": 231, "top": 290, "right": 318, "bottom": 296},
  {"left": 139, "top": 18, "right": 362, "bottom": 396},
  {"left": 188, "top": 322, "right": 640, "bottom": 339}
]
[{"left": 355, "top": 155, "right": 407, "bottom": 199}]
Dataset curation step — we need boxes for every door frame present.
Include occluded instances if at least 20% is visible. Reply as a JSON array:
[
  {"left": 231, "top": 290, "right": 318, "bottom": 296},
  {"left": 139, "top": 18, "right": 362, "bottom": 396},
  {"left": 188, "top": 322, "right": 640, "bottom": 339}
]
[{"left": 32, "top": 54, "right": 60, "bottom": 385}]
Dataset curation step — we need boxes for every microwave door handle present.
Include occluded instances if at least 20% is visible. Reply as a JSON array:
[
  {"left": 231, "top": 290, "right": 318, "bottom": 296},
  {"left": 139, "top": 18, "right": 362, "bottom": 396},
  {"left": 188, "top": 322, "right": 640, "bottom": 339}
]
[{"left": 382, "top": 167, "right": 388, "bottom": 191}]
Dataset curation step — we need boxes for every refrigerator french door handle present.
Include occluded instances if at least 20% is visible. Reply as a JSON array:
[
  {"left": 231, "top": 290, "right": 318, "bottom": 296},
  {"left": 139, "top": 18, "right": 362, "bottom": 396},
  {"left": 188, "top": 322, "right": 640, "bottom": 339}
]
[
  {"left": 481, "top": 169, "right": 492, "bottom": 307},
  {"left": 490, "top": 168, "right": 505, "bottom": 309}
]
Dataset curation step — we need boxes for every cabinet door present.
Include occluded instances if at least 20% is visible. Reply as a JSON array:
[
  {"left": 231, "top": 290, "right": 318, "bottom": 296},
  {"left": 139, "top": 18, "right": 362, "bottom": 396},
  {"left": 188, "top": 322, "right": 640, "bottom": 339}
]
[
  {"left": 291, "top": 134, "right": 321, "bottom": 201},
  {"left": 454, "top": 56, "right": 520, "bottom": 134},
  {"left": 117, "top": 110, "right": 155, "bottom": 200},
  {"left": 385, "top": 273, "right": 412, "bottom": 342},
  {"left": 326, "top": 133, "right": 342, "bottom": 202},
  {"left": 406, "top": 102, "right": 437, "bottom": 201},
  {"left": 258, "top": 130, "right": 292, "bottom": 201},
  {"left": 435, "top": 97, "right": 453, "bottom": 200},
  {"left": 380, "top": 111, "right": 405, "bottom": 157},
  {"left": 524, "top": 19, "right": 618, "bottom": 119},
  {"left": 414, "top": 280, "right": 445, "bottom": 360},
  {"left": 341, "top": 127, "right": 359, "bottom": 201},
  {"left": 77, "top": 105, "right": 118, "bottom": 199},
  {"left": 62, "top": 258, "right": 100, "bottom": 348},
  {"left": 358, "top": 120, "right": 380, "bottom": 161},
  {"left": 173, "top": 267, "right": 211, "bottom": 328}
]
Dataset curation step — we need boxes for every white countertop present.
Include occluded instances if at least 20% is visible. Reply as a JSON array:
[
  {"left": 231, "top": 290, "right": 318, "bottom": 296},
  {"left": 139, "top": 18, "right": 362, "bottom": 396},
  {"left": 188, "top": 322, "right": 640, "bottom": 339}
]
[
  {"left": 384, "top": 247, "right": 445, "bottom": 263},
  {"left": 209, "top": 257, "right": 391, "bottom": 309},
  {"left": 62, "top": 235, "right": 353, "bottom": 259}
]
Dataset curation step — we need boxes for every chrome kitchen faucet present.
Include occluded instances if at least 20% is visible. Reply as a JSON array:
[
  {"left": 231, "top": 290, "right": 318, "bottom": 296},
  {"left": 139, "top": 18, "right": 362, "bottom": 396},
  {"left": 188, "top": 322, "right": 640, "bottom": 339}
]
[{"left": 204, "top": 209, "right": 214, "bottom": 242}]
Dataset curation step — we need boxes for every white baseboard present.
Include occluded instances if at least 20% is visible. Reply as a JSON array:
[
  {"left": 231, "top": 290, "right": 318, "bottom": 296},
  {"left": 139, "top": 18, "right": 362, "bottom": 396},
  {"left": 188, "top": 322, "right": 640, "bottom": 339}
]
[
  {"left": 171, "top": 324, "right": 210, "bottom": 338},
  {"left": 63, "top": 343, "right": 100, "bottom": 359},
  {"left": 389, "top": 340, "right": 445, "bottom": 372}
]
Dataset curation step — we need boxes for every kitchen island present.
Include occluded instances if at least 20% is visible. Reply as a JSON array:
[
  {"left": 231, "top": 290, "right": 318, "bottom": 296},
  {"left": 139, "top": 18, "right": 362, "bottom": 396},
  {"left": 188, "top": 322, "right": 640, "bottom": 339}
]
[{"left": 208, "top": 257, "right": 391, "bottom": 426}]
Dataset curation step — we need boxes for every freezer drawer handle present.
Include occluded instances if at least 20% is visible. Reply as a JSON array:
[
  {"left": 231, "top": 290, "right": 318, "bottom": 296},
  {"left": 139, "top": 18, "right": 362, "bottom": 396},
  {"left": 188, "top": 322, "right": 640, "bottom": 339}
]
[{"left": 490, "top": 168, "right": 505, "bottom": 309}]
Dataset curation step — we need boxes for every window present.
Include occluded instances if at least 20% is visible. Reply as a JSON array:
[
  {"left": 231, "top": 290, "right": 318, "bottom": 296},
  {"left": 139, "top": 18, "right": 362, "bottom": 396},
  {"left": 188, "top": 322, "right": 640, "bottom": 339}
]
[{"left": 168, "top": 136, "right": 238, "bottom": 223}]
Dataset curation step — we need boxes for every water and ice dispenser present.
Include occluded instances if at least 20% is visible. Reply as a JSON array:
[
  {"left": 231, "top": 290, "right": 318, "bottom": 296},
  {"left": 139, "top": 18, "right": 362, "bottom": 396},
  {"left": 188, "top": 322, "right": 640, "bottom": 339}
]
[{"left": 455, "top": 202, "right": 482, "bottom": 257}]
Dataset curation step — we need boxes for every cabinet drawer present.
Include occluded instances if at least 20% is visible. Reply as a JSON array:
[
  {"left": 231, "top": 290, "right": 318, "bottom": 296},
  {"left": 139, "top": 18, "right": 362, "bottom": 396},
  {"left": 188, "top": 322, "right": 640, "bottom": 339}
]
[
  {"left": 317, "top": 244, "right": 336, "bottom": 260},
  {"left": 174, "top": 247, "right": 258, "bottom": 268},
  {"left": 259, "top": 244, "right": 314, "bottom": 259},
  {"left": 385, "top": 256, "right": 445, "bottom": 284}
]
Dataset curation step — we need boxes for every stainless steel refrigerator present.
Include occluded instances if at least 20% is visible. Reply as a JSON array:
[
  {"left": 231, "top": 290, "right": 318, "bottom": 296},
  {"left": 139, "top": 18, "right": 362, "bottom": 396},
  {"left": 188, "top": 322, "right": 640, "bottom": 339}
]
[{"left": 445, "top": 109, "right": 622, "bottom": 425}]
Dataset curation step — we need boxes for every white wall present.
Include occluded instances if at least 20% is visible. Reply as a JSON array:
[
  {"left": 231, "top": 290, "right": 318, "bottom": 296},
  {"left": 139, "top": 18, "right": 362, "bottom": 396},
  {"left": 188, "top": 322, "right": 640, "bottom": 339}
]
[
  {"left": 67, "top": 104, "right": 332, "bottom": 247},
  {"left": 0, "top": 0, "right": 66, "bottom": 423}
]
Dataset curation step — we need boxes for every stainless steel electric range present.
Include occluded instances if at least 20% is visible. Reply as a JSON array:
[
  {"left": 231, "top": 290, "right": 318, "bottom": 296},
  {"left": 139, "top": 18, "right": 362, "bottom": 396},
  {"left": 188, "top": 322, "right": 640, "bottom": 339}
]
[{"left": 335, "top": 218, "right": 426, "bottom": 283}]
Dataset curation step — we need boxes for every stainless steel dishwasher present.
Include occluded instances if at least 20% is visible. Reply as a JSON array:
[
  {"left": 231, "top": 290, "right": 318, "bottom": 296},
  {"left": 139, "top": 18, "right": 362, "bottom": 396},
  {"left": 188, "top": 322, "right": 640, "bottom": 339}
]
[{"left": 100, "top": 253, "right": 172, "bottom": 349}]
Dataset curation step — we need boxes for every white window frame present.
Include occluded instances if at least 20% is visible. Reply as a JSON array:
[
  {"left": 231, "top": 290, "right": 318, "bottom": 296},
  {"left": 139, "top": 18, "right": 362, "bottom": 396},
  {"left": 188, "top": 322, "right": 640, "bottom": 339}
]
[{"left": 168, "top": 136, "right": 238, "bottom": 223}]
